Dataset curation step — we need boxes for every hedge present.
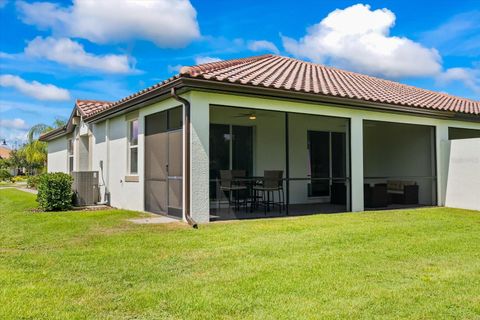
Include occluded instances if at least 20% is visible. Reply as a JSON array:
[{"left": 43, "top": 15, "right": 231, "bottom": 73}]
[{"left": 37, "top": 172, "right": 73, "bottom": 211}]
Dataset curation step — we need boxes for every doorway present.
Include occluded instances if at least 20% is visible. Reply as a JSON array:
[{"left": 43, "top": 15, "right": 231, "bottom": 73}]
[
  {"left": 209, "top": 123, "right": 254, "bottom": 198},
  {"left": 144, "top": 107, "right": 183, "bottom": 218}
]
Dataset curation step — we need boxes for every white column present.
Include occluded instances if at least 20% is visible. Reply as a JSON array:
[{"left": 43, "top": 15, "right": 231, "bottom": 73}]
[
  {"left": 350, "top": 116, "right": 364, "bottom": 212},
  {"left": 189, "top": 92, "right": 210, "bottom": 223},
  {"left": 436, "top": 124, "right": 449, "bottom": 206}
]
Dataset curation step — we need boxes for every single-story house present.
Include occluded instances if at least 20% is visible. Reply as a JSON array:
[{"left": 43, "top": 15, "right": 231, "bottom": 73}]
[{"left": 40, "top": 55, "right": 480, "bottom": 223}]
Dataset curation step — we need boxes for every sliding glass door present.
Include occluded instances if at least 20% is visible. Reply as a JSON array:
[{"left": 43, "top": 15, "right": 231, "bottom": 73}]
[
  {"left": 307, "top": 131, "right": 347, "bottom": 198},
  {"left": 209, "top": 124, "right": 254, "bottom": 198}
]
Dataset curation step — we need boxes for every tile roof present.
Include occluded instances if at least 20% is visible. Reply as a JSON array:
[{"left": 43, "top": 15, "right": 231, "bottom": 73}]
[
  {"left": 86, "top": 54, "right": 480, "bottom": 119},
  {"left": 0, "top": 146, "right": 11, "bottom": 159},
  {"left": 76, "top": 99, "right": 112, "bottom": 117}
]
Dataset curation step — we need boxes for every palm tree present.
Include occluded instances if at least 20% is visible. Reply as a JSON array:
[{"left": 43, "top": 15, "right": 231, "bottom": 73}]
[
  {"left": 27, "top": 118, "right": 66, "bottom": 143},
  {"left": 23, "top": 118, "right": 66, "bottom": 174}
]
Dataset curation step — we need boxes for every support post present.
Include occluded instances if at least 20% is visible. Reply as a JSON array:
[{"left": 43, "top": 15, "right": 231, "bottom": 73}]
[
  {"left": 435, "top": 124, "right": 449, "bottom": 206},
  {"left": 189, "top": 92, "right": 210, "bottom": 223},
  {"left": 285, "top": 112, "right": 290, "bottom": 215},
  {"left": 350, "top": 116, "right": 364, "bottom": 212}
]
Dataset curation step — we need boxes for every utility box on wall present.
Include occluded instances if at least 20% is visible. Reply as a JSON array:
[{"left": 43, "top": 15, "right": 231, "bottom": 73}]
[
  {"left": 72, "top": 171, "right": 99, "bottom": 206},
  {"left": 445, "top": 138, "right": 480, "bottom": 211}
]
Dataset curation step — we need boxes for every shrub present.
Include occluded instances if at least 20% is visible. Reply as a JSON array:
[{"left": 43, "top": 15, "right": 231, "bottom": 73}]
[
  {"left": 0, "top": 169, "right": 12, "bottom": 182},
  {"left": 27, "top": 175, "right": 40, "bottom": 189},
  {"left": 37, "top": 172, "right": 73, "bottom": 211},
  {"left": 12, "top": 176, "right": 27, "bottom": 183}
]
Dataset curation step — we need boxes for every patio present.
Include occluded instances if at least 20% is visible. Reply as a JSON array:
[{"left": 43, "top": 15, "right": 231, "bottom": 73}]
[{"left": 209, "top": 105, "right": 350, "bottom": 221}]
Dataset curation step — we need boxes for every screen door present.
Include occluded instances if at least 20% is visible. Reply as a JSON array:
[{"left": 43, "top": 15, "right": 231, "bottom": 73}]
[{"left": 144, "top": 108, "right": 183, "bottom": 218}]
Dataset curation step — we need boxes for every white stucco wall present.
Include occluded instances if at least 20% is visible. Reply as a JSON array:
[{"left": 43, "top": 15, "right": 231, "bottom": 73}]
[
  {"left": 47, "top": 135, "right": 68, "bottom": 173},
  {"left": 445, "top": 138, "right": 480, "bottom": 211}
]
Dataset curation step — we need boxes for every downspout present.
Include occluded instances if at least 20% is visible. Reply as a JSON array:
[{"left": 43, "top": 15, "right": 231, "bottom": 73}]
[
  {"left": 105, "top": 119, "right": 111, "bottom": 205},
  {"left": 171, "top": 88, "right": 198, "bottom": 228}
]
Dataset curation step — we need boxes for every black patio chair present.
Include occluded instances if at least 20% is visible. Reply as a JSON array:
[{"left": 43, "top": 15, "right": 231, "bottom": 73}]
[
  {"left": 253, "top": 170, "right": 285, "bottom": 214},
  {"left": 219, "top": 170, "right": 248, "bottom": 211}
]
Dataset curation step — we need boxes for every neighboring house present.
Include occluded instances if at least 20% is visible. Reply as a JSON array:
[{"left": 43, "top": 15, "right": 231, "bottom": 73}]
[
  {"left": 40, "top": 55, "right": 480, "bottom": 223},
  {"left": 0, "top": 145, "right": 16, "bottom": 176},
  {"left": 0, "top": 146, "right": 10, "bottom": 160}
]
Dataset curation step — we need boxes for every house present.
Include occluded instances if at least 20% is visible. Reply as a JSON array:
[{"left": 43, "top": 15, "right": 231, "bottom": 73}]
[
  {"left": 0, "top": 145, "right": 11, "bottom": 160},
  {"left": 40, "top": 55, "right": 480, "bottom": 223}
]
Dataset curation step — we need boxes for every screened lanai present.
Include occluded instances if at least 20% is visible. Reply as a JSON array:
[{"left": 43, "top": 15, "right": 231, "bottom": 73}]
[
  {"left": 363, "top": 120, "right": 437, "bottom": 209},
  {"left": 209, "top": 105, "right": 351, "bottom": 221}
]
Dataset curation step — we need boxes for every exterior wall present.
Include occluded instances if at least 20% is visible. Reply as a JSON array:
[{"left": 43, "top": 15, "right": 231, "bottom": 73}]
[
  {"left": 47, "top": 135, "right": 68, "bottom": 173},
  {"left": 91, "top": 122, "right": 108, "bottom": 203},
  {"left": 445, "top": 138, "right": 480, "bottom": 211},
  {"left": 189, "top": 91, "right": 480, "bottom": 220},
  {"left": 78, "top": 135, "right": 90, "bottom": 171}
]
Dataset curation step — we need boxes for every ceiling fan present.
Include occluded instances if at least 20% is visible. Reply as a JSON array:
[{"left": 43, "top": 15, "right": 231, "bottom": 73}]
[{"left": 231, "top": 110, "right": 273, "bottom": 120}]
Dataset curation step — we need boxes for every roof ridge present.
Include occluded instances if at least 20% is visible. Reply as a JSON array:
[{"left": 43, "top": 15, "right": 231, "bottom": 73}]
[{"left": 180, "top": 54, "right": 272, "bottom": 77}]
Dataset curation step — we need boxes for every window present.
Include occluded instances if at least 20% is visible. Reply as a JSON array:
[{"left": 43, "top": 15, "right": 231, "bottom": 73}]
[
  {"left": 128, "top": 119, "right": 139, "bottom": 175},
  {"left": 67, "top": 139, "right": 74, "bottom": 173}
]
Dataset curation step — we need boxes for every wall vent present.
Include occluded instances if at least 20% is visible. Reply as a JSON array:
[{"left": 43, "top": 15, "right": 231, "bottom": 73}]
[{"left": 72, "top": 171, "right": 99, "bottom": 206}]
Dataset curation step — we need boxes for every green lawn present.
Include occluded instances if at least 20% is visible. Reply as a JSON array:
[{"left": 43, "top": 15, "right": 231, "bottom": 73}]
[{"left": 1, "top": 189, "right": 480, "bottom": 319}]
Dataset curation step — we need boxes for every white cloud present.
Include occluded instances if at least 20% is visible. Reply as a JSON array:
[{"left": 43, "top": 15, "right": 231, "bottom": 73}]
[
  {"left": 0, "top": 0, "right": 8, "bottom": 9},
  {"left": 0, "top": 118, "right": 29, "bottom": 130},
  {"left": 194, "top": 56, "right": 222, "bottom": 65},
  {"left": 421, "top": 11, "right": 480, "bottom": 56},
  {"left": 168, "top": 64, "right": 184, "bottom": 73},
  {"left": 0, "top": 118, "right": 29, "bottom": 144},
  {"left": 437, "top": 67, "right": 480, "bottom": 94},
  {"left": 25, "top": 37, "right": 135, "bottom": 74},
  {"left": 282, "top": 4, "right": 442, "bottom": 78},
  {"left": 0, "top": 74, "right": 70, "bottom": 101},
  {"left": 0, "top": 99, "right": 71, "bottom": 116},
  {"left": 16, "top": 0, "right": 200, "bottom": 48},
  {"left": 248, "top": 40, "right": 279, "bottom": 54}
]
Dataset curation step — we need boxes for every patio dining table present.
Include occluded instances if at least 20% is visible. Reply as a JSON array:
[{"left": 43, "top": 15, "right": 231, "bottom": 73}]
[{"left": 230, "top": 176, "right": 285, "bottom": 212}]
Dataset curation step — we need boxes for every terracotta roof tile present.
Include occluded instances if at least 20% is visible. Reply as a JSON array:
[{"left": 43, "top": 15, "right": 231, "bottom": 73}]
[
  {"left": 76, "top": 99, "right": 112, "bottom": 117},
  {"left": 87, "top": 54, "right": 480, "bottom": 119}
]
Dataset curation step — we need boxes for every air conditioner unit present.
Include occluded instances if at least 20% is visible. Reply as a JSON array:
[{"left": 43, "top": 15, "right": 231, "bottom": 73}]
[{"left": 72, "top": 171, "right": 99, "bottom": 206}]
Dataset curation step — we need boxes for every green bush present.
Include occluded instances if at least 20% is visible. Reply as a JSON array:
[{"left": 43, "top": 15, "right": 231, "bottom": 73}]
[
  {"left": 37, "top": 173, "right": 73, "bottom": 211},
  {"left": 12, "top": 176, "right": 27, "bottom": 183},
  {"left": 0, "top": 169, "right": 12, "bottom": 182},
  {"left": 27, "top": 175, "right": 40, "bottom": 189}
]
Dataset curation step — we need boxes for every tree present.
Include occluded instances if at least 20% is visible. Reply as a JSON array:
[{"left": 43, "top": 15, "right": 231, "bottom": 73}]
[
  {"left": 22, "top": 118, "right": 66, "bottom": 174},
  {"left": 7, "top": 149, "right": 27, "bottom": 175},
  {"left": 27, "top": 118, "right": 66, "bottom": 143}
]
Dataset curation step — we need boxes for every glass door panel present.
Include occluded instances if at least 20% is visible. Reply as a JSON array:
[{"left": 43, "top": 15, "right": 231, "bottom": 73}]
[
  {"left": 308, "top": 131, "right": 330, "bottom": 197},
  {"left": 232, "top": 125, "right": 253, "bottom": 176}
]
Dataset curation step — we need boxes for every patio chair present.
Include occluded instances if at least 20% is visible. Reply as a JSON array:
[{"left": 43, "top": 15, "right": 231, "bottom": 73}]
[
  {"left": 253, "top": 170, "right": 285, "bottom": 214},
  {"left": 219, "top": 170, "right": 248, "bottom": 211},
  {"left": 364, "top": 183, "right": 388, "bottom": 208}
]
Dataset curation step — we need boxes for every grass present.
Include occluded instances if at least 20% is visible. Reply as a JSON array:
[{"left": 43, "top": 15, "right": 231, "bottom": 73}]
[{"left": 1, "top": 189, "right": 480, "bottom": 319}]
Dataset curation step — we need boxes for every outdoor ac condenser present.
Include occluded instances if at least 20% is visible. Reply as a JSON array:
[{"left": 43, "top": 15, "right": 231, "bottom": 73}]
[{"left": 72, "top": 171, "right": 99, "bottom": 206}]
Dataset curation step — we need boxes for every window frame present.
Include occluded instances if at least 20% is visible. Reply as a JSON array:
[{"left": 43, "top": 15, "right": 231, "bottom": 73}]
[
  {"left": 67, "top": 138, "right": 74, "bottom": 173},
  {"left": 127, "top": 118, "right": 139, "bottom": 175}
]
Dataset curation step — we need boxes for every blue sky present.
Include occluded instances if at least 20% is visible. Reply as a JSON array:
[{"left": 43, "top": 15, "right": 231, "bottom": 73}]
[{"left": 1, "top": 0, "right": 479, "bottom": 146}]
